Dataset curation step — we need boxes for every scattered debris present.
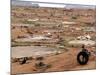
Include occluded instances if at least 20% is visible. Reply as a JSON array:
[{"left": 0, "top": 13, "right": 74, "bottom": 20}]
[
  {"left": 27, "top": 18, "right": 39, "bottom": 22},
  {"left": 77, "top": 35, "right": 91, "bottom": 40},
  {"left": 19, "top": 57, "right": 27, "bottom": 65},
  {"left": 68, "top": 40, "right": 95, "bottom": 46},
  {"left": 62, "top": 21, "right": 76, "bottom": 25}
]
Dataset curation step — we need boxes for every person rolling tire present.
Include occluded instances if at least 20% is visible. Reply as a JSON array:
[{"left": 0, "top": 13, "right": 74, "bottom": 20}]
[{"left": 77, "top": 51, "right": 89, "bottom": 65}]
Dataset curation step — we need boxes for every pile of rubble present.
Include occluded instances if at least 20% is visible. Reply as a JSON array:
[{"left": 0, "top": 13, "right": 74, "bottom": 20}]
[{"left": 68, "top": 35, "right": 95, "bottom": 46}]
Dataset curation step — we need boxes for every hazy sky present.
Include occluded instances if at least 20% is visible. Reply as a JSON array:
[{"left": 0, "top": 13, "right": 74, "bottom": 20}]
[
  {"left": 23, "top": 0, "right": 96, "bottom": 5},
  {"left": 15, "top": 0, "right": 96, "bottom": 8}
]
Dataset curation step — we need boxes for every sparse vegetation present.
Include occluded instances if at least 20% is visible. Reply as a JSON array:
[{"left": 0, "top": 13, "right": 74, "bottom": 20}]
[
  {"left": 11, "top": 5, "right": 96, "bottom": 74},
  {"left": 71, "top": 16, "right": 77, "bottom": 19}
]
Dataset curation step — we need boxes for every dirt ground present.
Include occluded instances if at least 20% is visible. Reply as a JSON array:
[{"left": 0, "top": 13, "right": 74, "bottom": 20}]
[
  {"left": 11, "top": 47, "right": 96, "bottom": 74},
  {"left": 11, "top": 4, "right": 96, "bottom": 75}
]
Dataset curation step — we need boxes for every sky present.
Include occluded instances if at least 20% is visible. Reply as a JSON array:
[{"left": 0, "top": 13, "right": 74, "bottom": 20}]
[
  {"left": 23, "top": 0, "right": 96, "bottom": 5},
  {"left": 14, "top": 0, "right": 96, "bottom": 8}
]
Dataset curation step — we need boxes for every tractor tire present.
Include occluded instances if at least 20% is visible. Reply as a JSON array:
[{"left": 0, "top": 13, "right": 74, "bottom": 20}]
[{"left": 77, "top": 51, "right": 89, "bottom": 65}]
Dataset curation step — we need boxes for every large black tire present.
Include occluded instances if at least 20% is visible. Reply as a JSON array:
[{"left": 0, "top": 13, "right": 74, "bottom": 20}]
[{"left": 77, "top": 51, "right": 89, "bottom": 65}]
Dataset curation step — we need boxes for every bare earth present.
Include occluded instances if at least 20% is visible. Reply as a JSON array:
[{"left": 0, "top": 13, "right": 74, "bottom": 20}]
[
  {"left": 11, "top": 48, "right": 96, "bottom": 74},
  {"left": 11, "top": 5, "right": 96, "bottom": 74}
]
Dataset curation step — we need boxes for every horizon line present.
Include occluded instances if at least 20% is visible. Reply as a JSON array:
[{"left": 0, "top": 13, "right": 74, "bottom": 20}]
[{"left": 12, "top": 0, "right": 96, "bottom": 6}]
